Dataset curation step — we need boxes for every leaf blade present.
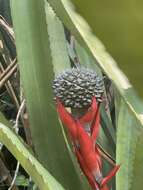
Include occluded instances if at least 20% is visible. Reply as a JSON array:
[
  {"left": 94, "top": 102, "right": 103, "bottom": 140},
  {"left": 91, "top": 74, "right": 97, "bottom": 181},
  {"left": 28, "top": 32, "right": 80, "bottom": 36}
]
[
  {"left": 0, "top": 121, "right": 65, "bottom": 190},
  {"left": 10, "top": 0, "right": 91, "bottom": 189}
]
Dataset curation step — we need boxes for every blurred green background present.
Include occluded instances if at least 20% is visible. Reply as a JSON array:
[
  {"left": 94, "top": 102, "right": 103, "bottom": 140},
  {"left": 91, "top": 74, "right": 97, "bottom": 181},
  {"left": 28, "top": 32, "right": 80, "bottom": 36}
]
[{"left": 72, "top": 0, "right": 143, "bottom": 99}]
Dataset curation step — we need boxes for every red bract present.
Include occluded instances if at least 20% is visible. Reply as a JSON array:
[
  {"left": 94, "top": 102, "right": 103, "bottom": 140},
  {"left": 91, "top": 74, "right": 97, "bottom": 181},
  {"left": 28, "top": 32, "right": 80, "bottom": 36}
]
[
  {"left": 75, "top": 148, "right": 100, "bottom": 190},
  {"left": 56, "top": 98, "right": 77, "bottom": 141},
  {"left": 79, "top": 96, "right": 98, "bottom": 124},
  {"left": 76, "top": 120, "right": 102, "bottom": 178},
  {"left": 56, "top": 97, "right": 120, "bottom": 190}
]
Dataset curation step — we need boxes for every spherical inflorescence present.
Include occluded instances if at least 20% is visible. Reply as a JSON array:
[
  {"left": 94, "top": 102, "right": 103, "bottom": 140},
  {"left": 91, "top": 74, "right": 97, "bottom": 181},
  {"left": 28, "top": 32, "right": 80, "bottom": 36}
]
[{"left": 53, "top": 67, "right": 104, "bottom": 108}]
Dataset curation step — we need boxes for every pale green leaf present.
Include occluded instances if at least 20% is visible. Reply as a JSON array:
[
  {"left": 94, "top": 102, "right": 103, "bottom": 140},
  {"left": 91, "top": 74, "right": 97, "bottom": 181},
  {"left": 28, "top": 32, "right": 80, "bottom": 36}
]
[
  {"left": 116, "top": 99, "right": 143, "bottom": 190},
  {"left": 10, "top": 0, "right": 91, "bottom": 189},
  {"left": 0, "top": 120, "right": 65, "bottom": 190}
]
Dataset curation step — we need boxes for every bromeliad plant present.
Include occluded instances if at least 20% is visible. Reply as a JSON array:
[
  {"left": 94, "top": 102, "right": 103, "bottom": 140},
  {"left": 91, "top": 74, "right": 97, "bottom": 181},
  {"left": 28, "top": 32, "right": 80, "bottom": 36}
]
[
  {"left": 54, "top": 67, "right": 120, "bottom": 189},
  {"left": 0, "top": 0, "right": 143, "bottom": 190}
]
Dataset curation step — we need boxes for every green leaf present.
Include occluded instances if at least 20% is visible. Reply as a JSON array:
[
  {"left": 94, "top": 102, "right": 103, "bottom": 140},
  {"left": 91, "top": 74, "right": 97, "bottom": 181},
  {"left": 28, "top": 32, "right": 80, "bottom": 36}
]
[
  {"left": 15, "top": 175, "right": 29, "bottom": 187},
  {"left": 0, "top": 121, "right": 65, "bottom": 190},
  {"left": 116, "top": 98, "right": 143, "bottom": 190},
  {"left": 45, "top": 3, "right": 90, "bottom": 189},
  {"left": 45, "top": 2, "right": 71, "bottom": 75},
  {"left": 10, "top": 0, "right": 90, "bottom": 189}
]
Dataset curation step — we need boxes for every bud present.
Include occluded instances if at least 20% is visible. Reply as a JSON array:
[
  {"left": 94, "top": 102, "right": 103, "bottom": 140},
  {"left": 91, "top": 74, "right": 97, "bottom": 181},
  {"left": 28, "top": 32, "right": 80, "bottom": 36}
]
[{"left": 53, "top": 67, "right": 104, "bottom": 108}]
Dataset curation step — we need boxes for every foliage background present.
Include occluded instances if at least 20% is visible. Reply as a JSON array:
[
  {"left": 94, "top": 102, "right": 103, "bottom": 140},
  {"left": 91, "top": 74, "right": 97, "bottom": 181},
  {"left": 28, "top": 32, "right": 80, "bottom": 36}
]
[
  {"left": 0, "top": 0, "right": 143, "bottom": 190},
  {"left": 72, "top": 0, "right": 143, "bottom": 98}
]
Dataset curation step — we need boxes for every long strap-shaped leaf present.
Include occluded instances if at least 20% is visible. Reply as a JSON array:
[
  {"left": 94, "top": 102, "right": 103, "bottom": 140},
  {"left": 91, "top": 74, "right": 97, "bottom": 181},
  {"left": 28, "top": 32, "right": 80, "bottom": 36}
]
[
  {"left": 45, "top": 3, "right": 90, "bottom": 189},
  {"left": 116, "top": 99, "right": 143, "bottom": 190},
  {"left": 0, "top": 122, "right": 65, "bottom": 190},
  {"left": 10, "top": 0, "right": 90, "bottom": 189},
  {"left": 45, "top": 2, "right": 71, "bottom": 75}
]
